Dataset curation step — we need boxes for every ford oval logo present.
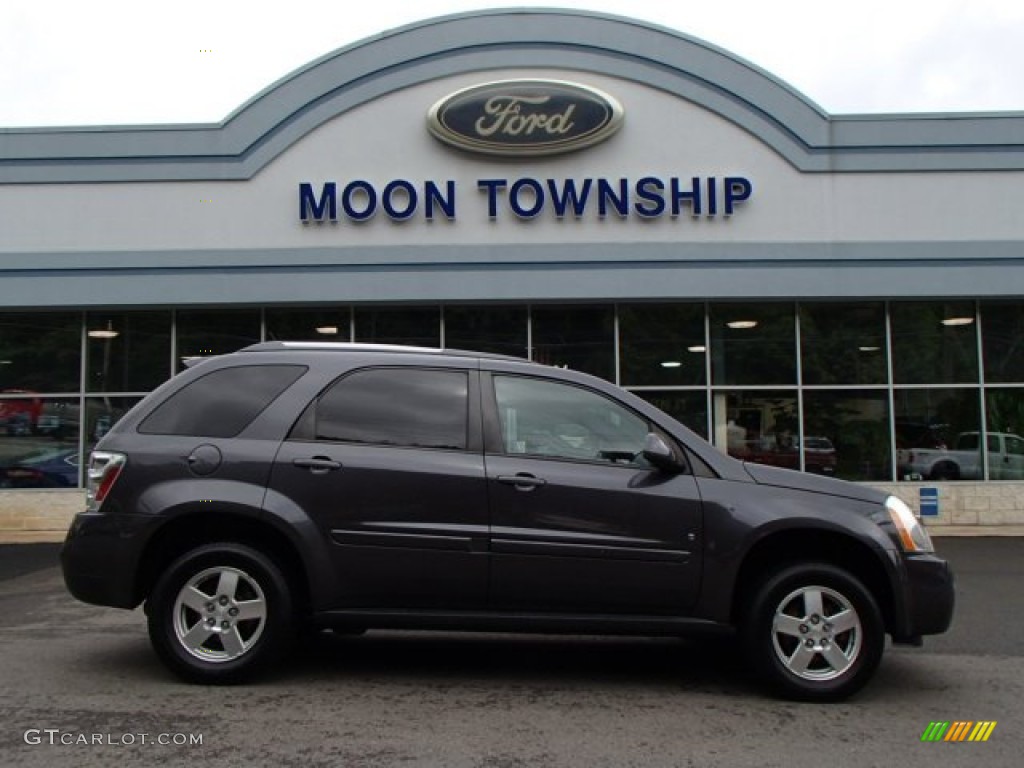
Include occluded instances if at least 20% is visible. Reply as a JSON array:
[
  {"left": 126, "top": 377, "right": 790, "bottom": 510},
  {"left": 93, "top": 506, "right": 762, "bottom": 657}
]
[{"left": 427, "top": 79, "right": 624, "bottom": 157}]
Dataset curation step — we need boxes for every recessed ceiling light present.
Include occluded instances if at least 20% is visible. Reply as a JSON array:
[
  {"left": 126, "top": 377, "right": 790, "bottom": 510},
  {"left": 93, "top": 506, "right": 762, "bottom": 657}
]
[
  {"left": 727, "top": 320, "right": 758, "bottom": 329},
  {"left": 858, "top": 346, "right": 880, "bottom": 352},
  {"left": 88, "top": 321, "right": 119, "bottom": 339},
  {"left": 941, "top": 317, "right": 974, "bottom": 327},
  {"left": 315, "top": 325, "right": 340, "bottom": 335},
  {"left": 661, "top": 361, "right": 683, "bottom": 368},
  {"left": 687, "top": 345, "right": 707, "bottom": 353}
]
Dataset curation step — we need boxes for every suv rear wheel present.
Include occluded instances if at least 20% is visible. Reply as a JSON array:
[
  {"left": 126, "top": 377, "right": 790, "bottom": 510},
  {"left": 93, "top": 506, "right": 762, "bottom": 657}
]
[
  {"left": 147, "top": 542, "right": 294, "bottom": 683},
  {"left": 741, "top": 563, "right": 884, "bottom": 702}
]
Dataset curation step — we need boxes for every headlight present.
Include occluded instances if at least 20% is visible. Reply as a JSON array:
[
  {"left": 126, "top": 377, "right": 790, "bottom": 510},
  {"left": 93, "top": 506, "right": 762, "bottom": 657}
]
[{"left": 886, "top": 495, "right": 934, "bottom": 553}]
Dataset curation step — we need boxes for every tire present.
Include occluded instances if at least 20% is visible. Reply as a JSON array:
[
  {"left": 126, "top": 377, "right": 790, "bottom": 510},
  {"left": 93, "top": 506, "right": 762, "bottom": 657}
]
[
  {"left": 930, "top": 462, "right": 960, "bottom": 481},
  {"left": 740, "top": 563, "right": 884, "bottom": 702},
  {"left": 146, "top": 542, "right": 295, "bottom": 684}
]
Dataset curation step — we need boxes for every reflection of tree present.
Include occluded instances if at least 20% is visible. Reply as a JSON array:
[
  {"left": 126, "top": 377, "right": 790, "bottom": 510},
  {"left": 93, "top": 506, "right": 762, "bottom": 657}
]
[
  {"left": 982, "top": 303, "right": 1024, "bottom": 382},
  {"left": 799, "top": 304, "right": 886, "bottom": 385},
  {"left": 805, "top": 394, "right": 890, "bottom": 481},
  {"left": 987, "top": 391, "right": 1024, "bottom": 436},
  {"left": 618, "top": 305, "right": 705, "bottom": 386},
  {"left": 891, "top": 302, "right": 977, "bottom": 383},
  {"left": 0, "top": 314, "right": 80, "bottom": 392},
  {"left": 711, "top": 305, "right": 795, "bottom": 385}
]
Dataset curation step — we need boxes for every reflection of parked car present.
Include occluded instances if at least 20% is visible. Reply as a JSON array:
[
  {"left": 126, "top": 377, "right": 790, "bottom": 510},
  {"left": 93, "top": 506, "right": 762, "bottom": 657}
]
[
  {"left": 0, "top": 391, "right": 43, "bottom": 435},
  {"left": 744, "top": 436, "right": 836, "bottom": 475},
  {"left": 898, "top": 431, "right": 1024, "bottom": 480},
  {"left": 0, "top": 446, "right": 79, "bottom": 488}
]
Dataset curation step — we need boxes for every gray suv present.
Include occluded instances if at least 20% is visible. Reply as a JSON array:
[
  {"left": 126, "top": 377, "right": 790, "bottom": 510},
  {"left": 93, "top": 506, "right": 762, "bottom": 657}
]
[{"left": 61, "top": 343, "right": 954, "bottom": 700}]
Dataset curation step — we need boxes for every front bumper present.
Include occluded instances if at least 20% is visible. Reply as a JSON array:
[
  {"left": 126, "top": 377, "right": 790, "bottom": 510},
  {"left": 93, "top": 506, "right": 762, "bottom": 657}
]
[
  {"left": 891, "top": 552, "right": 955, "bottom": 642},
  {"left": 61, "top": 510, "right": 159, "bottom": 609}
]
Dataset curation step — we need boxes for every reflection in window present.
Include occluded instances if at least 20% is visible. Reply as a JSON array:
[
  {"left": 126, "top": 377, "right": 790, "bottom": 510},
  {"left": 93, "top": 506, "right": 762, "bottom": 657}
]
[
  {"left": 710, "top": 304, "right": 795, "bottom": 386},
  {"left": 800, "top": 303, "right": 886, "bottom": 385},
  {"left": 266, "top": 308, "right": 350, "bottom": 342},
  {"left": 495, "top": 376, "right": 649, "bottom": 464},
  {"left": 982, "top": 302, "right": 1024, "bottom": 383},
  {"left": 891, "top": 301, "right": 978, "bottom": 384},
  {"left": 315, "top": 369, "right": 467, "bottom": 450},
  {"left": 0, "top": 312, "right": 81, "bottom": 393},
  {"left": 619, "top": 304, "right": 706, "bottom": 386},
  {"left": 634, "top": 391, "right": 708, "bottom": 439},
  {"left": 712, "top": 391, "right": 798, "bottom": 468},
  {"left": 803, "top": 391, "right": 890, "bottom": 481},
  {"left": 354, "top": 307, "right": 440, "bottom": 347},
  {"left": 86, "top": 312, "right": 171, "bottom": 393},
  {"left": 0, "top": 397, "right": 80, "bottom": 488},
  {"left": 176, "top": 310, "right": 261, "bottom": 371},
  {"left": 444, "top": 306, "right": 527, "bottom": 358},
  {"left": 894, "top": 388, "right": 980, "bottom": 481},
  {"left": 531, "top": 305, "right": 615, "bottom": 381},
  {"left": 985, "top": 389, "right": 1024, "bottom": 480},
  {"left": 84, "top": 397, "right": 141, "bottom": 455}
]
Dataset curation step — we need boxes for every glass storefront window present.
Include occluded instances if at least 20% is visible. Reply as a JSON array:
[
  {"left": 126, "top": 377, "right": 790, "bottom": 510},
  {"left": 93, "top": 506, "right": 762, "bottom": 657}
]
[
  {"left": 891, "top": 301, "right": 978, "bottom": 384},
  {"left": 266, "top": 308, "right": 351, "bottom": 342},
  {"left": 894, "top": 388, "right": 981, "bottom": 481},
  {"left": 619, "top": 304, "right": 706, "bottom": 386},
  {"left": 800, "top": 302, "right": 886, "bottom": 385},
  {"left": 712, "top": 390, "right": 798, "bottom": 467},
  {"left": 634, "top": 391, "right": 709, "bottom": 439},
  {"left": 85, "top": 311, "right": 171, "bottom": 393},
  {"left": 0, "top": 397, "right": 81, "bottom": 488},
  {"left": 984, "top": 389, "right": 1024, "bottom": 480},
  {"left": 710, "top": 304, "right": 795, "bottom": 386},
  {"left": 0, "top": 312, "right": 81, "bottom": 393},
  {"left": 444, "top": 306, "right": 528, "bottom": 358},
  {"left": 176, "top": 309, "right": 261, "bottom": 371},
  {"left": 354, "top": 306, "right": 440, "bottom": 347},
  {"left": 803, "top": 391, "right": 890, "bottom": 481},
  {"left": 531, "top": 305, "right": 615, "bottom": 381},
  {"left": 84, "top": 397, "right": 141, "bottom": 453},
  {"left": 981, "top": 302, "right": 1024, "bottom": 383}
]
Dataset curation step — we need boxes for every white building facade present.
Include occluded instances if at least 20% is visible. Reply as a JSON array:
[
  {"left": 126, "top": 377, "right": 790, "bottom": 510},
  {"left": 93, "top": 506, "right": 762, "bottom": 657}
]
[{"left": 2, "top": 10, "right": 1024, "bottom": 535}]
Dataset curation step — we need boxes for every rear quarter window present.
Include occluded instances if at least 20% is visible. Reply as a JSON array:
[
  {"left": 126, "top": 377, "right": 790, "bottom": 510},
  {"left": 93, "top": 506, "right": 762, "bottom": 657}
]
[{"left": 138, "top": 364, "right": 306, "bottom": 437}]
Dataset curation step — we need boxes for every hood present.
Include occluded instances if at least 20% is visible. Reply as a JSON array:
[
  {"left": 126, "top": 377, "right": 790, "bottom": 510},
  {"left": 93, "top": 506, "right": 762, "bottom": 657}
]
[{"left": 743, "top": 462, "right": 887, "bottom": 505}]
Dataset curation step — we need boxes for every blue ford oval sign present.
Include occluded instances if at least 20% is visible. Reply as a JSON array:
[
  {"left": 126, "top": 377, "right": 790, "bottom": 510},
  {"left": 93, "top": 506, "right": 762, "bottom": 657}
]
[{"left": 427, "top": 79, "right": 624, "bottom": 157}]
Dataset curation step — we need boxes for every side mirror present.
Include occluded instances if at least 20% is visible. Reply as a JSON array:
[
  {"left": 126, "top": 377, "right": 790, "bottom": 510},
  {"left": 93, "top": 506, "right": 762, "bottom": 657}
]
[{"left": 642, "top": 433, "right": 683, "bottom": 473}]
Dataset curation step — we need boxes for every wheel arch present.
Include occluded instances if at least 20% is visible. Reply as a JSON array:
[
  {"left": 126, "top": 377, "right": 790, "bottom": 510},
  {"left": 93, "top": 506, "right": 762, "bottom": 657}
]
[
  {"left": 730, "top": 528, "right": 896, "bottom": 634},
  {"left": 134, "top": 509, "right": 312, "bottom": 621}
]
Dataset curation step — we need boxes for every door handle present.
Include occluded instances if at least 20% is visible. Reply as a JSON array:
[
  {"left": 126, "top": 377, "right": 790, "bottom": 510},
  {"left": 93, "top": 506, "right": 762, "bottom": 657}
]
[
  {"left": 293, "top": 456, "right": 342, "bottom": 474},
  {"left": 497, "top": 473, "right": 547, "bottom": 491}
]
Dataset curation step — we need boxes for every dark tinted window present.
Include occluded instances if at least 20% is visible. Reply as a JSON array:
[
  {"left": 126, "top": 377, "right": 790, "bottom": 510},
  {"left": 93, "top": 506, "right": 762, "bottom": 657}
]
[
  {"left": 139, "top": 365, "right": 306, "bottom": 437},
  {"left": 315, "top": 368, "right": 468, "bottom": 450}
]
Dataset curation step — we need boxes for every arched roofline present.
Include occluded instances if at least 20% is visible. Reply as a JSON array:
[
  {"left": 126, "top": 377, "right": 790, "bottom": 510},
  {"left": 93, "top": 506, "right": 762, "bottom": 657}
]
[{"left": 3, "top": 8, "right": 1024, "bottom": 183}]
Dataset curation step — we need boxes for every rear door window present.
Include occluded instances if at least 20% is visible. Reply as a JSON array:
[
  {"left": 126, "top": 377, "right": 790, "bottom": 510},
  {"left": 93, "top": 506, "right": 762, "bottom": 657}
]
[{"left": 306, "top": 368, "right": 468, "bottom": 450}]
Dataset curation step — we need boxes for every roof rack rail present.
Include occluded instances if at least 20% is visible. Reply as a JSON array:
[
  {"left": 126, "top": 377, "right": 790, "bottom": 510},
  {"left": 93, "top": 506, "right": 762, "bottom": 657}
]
[{"left": 240, "top": 341, "right": 527, "bottom": 362}]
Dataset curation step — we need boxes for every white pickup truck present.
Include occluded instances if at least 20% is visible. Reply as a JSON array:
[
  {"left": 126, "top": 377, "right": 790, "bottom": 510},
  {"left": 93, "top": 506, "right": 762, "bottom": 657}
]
[{"left": 898, "top": 431, "right": 1024, "bottom": 480}]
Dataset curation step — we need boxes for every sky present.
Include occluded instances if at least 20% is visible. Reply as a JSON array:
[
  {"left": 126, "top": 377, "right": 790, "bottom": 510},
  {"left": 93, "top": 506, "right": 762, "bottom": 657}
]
[{"left": 1, "top": 0, "right": 1022, "bottom": 128}]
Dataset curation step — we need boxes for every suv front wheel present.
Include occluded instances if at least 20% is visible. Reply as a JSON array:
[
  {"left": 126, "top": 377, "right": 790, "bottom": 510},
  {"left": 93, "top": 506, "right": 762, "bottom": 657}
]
[
  {"left": 741, "top": 563, "right": 884, "bottom": 702},
  {"left": 147, "top": 542, "right": 294, "bottom": 683}
]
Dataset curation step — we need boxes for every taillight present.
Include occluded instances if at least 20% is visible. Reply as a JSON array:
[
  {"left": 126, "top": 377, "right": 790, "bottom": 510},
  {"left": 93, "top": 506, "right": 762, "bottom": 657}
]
[{"left": 87, "top": 451, "right": 126, "bottom": 512}]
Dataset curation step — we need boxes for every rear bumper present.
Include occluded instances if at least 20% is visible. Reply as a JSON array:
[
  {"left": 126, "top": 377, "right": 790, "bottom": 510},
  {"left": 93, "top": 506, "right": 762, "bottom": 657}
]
[
  {"left": 892, "top": 552, "right": 955, "bottom": 642},
  {"left": 61, "top": 511, "right": 157, "bottom": 609}
]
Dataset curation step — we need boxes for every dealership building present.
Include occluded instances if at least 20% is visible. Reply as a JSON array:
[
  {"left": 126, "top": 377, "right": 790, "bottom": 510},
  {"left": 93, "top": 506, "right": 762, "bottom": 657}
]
[{"left": 2, "top": 9, "right": 1024, "bottom": 538}]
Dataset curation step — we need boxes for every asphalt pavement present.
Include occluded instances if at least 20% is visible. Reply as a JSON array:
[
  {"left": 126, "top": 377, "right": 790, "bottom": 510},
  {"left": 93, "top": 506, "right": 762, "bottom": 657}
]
[{"left": 1, "top": 537, "right": 1022, "bottom": 767}]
